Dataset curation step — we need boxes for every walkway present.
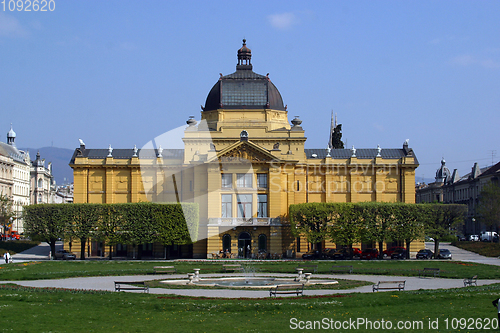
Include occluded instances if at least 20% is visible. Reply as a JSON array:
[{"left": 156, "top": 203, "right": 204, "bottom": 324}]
[
  {"left": 2, "top": 272, "right": 499, "bottom": 298},
  {"left": 2, "top": 241, "right": 499, "bottom": 298},
  {"left": 10, "top": 241, "right": 62, "bottom": 262}
]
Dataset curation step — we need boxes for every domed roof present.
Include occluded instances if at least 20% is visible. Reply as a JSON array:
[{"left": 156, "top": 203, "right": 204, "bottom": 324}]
[
  {"left": 7, "top": 124, "right": 16, "bottom": 139},
  {"left": 203, "top": 40, "right": 285, "bottom": 112}
]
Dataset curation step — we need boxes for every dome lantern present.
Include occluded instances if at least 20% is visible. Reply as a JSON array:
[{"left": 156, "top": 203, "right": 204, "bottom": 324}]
[
  {"left": 7, "top": 124, "right": 16, "bottom": 147},
  {"left": 237, "top": 39, "right": 252, "bottom": 70}
]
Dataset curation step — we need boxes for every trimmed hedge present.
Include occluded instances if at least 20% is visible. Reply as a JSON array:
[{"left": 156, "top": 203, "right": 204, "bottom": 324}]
[{"left": 23, "top": 203, "right": 198, "bottom": 250}]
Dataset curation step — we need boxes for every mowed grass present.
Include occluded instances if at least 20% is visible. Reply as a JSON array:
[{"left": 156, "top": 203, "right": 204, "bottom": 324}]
[
  {"left": 452, "top": 241, "right": 500, "bottom": 257},
  {"left": 1, "top": 283, "right": 499, "bottom": 333},
  {"left": 0, "top": 259, "right": 499, "bottom": 280}
]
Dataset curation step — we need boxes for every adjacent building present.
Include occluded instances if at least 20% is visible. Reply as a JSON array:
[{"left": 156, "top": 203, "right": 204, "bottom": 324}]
[
  {"left": 0, "top": 126, "right": 31, "bottom": 234},
  {"left": 70, "top": 40, "right": 420, "bottom": 259},
  {"left": 30, "top": 151, "right": 55, "bottom": 205},
  {"left": 416, "top": 159, "right": 500, "bottom": 235}
]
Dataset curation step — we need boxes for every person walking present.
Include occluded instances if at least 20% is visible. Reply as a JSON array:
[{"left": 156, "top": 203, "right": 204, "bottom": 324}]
[{"left": 3, "top": 251, "right": 11, "bottom": 264}]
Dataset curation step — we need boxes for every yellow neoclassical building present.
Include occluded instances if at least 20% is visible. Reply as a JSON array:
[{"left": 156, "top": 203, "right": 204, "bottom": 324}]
[{"left": 70, "top": 40, "right": 419, "bottom": 259}]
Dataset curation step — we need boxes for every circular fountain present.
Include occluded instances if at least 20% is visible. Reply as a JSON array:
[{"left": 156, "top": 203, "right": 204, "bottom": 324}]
[{"left": 160, "top": 268, "right": 338, "bottom": 289}]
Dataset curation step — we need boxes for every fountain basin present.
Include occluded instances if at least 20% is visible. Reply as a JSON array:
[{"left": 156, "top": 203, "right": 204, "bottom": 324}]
[{"left": 160, "top": 277, "right": 338, "bottom": 289}]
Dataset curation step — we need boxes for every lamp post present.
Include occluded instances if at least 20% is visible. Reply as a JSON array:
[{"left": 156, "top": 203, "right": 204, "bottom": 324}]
[{"left": 472, "top": 218, "right": 476, "bottom": 236}]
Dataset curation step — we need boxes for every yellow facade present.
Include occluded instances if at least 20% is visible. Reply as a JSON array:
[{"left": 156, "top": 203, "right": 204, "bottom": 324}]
[{"left": 70, "top": 41, "right": 419, "bottom": 259}]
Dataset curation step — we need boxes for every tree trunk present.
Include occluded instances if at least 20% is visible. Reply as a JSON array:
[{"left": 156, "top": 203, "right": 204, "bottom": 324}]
[
  {"left": 405, "top": 240, "right": 411, "bottom": 259},
  {"left": 109, "top": 245, "right": 113, "bottom": 260},
  {"left": 434, "top": 239, "right": 440, "bottom": 259},
  {"left": 378, "top": 241, "right": 384, "bottom": 259},
  {"left": 49, "top": 239, "right": 56, "bottom": 260},
  {"left": 80, "top": 238, "right": 86, "bottom": 260}
]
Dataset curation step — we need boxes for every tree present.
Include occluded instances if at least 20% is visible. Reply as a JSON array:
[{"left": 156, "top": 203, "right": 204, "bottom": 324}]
[
  {"left": 68, "top": 204, "right": 102, "bottom": 260},
  {"left": 327, "top": 203, "right": 362, "bottom": 258},
  {"left": 476, "top": 182, "right": 500, "bottom": 232},
  {"left": 99, "top": 204, "right": 125, "bottom": 260},
  {"left": 359, "top": 202, "right": 396, "bottom": 259},
  {"left": 289, "top": 203, "right": 330, "bottom": 252},
  {"left": 391, "top": 203, "right": 426, "bottom": 259},
  {"left": 23, "top": 204, "right": 70, "bottom": 259},
  {"left": 424, "top": 204, "right": 467, "bottom": 258},
  {"left": 0, "top": 194, "right": 15, "bottom": 238}
]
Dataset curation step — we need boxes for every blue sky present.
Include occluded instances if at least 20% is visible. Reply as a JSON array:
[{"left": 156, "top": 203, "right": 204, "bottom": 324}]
[{"left": 1, "top": 0, "right": 499, "bottom": 183}]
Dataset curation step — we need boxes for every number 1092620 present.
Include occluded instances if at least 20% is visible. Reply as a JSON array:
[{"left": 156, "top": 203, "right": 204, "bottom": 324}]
[{"left": 1, "top": 0, "right": 55, "bottom": 11}]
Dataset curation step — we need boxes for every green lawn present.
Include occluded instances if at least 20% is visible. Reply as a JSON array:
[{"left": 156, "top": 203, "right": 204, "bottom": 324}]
[
  {"left": 1, "top": 283, "right": 499, "bottom": 332},
  {"left": 1, "top": 259, "right": 499, "bottom": 280},
  {"left": 452, "top": 241, "right": 500, "bottom": 257},
  {"left": 1, "top": 260, "right": 499, "bottom": 332}
]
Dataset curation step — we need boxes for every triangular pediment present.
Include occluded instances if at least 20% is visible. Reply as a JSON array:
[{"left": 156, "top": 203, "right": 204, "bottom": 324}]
[{"left": 208, "top": 140, "right": 282, "bottom": 163}]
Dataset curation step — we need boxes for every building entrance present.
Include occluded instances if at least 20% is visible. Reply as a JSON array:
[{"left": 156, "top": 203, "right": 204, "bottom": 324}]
[{"left": 238, "top": 232, "right": 252, "bottom": 258}]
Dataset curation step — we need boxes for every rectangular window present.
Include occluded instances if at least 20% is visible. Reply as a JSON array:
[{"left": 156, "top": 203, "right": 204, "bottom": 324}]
[
  {"left": 257, "top": 174, "right": 268, "bottom": 188},
  {"left": 237, "top": 194, "right": 252, "bottom": 218},
  {"left": 237, "top": 173, "right": 252, "bottom": 188},
  {"left": 257, "top": 194, "right": 268, "bottom": 218},
  {"left": 221, "top": 194, "right": 232, "bottom": 218},
  {"left": 221, "top": 174, "right": 232, "bottom": 188}
]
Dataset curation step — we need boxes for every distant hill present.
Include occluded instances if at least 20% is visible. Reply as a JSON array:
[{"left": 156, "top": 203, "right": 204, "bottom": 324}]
[{"left": 20, "top": 147, "right": 74, "bottom": 185}]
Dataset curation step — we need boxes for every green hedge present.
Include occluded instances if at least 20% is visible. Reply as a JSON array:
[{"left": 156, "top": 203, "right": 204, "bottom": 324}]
[{"left": 23, "top": 202, "right": 198, "bottom": 247}]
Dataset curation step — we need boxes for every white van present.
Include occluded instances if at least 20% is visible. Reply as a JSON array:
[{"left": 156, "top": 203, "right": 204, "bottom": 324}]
[{"left": 480, "top": 231, "right": 498, "bottom": 242}]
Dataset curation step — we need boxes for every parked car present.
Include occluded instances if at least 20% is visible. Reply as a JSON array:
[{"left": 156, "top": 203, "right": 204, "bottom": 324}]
[
  {"left": 54, "top": 249, "right": 76, "bottom": 260},
  {"left": 456, "top": 235, "right": 466, "bottom": 241},
  {"left": 416, "top": 249, "right": 433, "bottom": 259},
  {"left": 467, "top": 234, "right": 479, "bottom": 241},
  {"left": 320, "top": 248, "right": 336, "bottom": 259},
  {"left": 302, "top": 250, "right": 321, "bottom": 260},
  {"left": 382, "top": 246, "right": 405, "bottom": 258},
  {"left": 390, "top": 248, "right": 407, "bottom": 260},
  {"left": 437, "top": 249, "right": 452, "bottom": 260},
  {"left": 352, "top": 248, "right": 362, "bottom": 259},
  {"left": 360, "top": 248, "right": 379, "bottom": 260}
]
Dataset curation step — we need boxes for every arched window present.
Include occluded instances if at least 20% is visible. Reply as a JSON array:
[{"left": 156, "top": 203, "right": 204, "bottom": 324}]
[
  {"left": 38, "top": 179, "right": 43, "bottom": 188},
  {"left": 222, "top": 234, "right": 231, "bottom": 252},
  {"left": 258, "top": 234, "right": 267, "bottom": 252}
]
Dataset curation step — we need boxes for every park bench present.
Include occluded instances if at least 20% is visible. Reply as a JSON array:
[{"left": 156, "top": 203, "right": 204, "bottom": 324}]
[
  {"left": 463, "top": 275, "right": 478, "bottom": 287},
  {"left": 297, "top": 264, "right": 318, "bottom": 273},
  {"left": 154, "top": 266, "right": 177, "bottom": 274},
  {"left": 222, "top": 264, "right": 244, "bottom": 272},
  {"left": 114, "top": 281, "right": 149, "bottom": 293},
  {"left": 418, "top": 267, "right": 440, "bottom": 277},
  {"left": 331, "top": 265, "right": 353, "bottom": 274},
  {"left": 372, "top": 280, "right": 406, "bottom": 292},
  {"left": 269, "top": 284, "right": 304, "bottom": 297}
]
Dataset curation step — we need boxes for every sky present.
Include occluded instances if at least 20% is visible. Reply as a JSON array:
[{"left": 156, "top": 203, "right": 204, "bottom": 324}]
[{"left": 1, "top": 0, "right": 499, "bottom": 183}]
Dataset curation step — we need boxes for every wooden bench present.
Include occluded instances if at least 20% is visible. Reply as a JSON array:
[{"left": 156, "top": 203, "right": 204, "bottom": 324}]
[
  {"left": 297, "top": 264, "right": 318, "bottom": 273},
  {"left": 418, "top": 268, "right": 440, "bottom": 277},
  {"left": 154, "top": 266, "right": 176, "bottom": 274},
  {"left": 331, "top": 265, "right": 353, "bottom": 274},
  {"left": 114, "top": 281, "right": 149, "bottom": 293},
  {"left": 463, "top": 275, "right": 478, "bottom": 287},
  {"left": 222, "top": 264, "right": 244, "bottom": 272},
  {"left": 269, "top": 284, "right": 304, "bottom": 297},
  {"left": 372, "top": 281, "right": 406, "bottom": 292}
]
